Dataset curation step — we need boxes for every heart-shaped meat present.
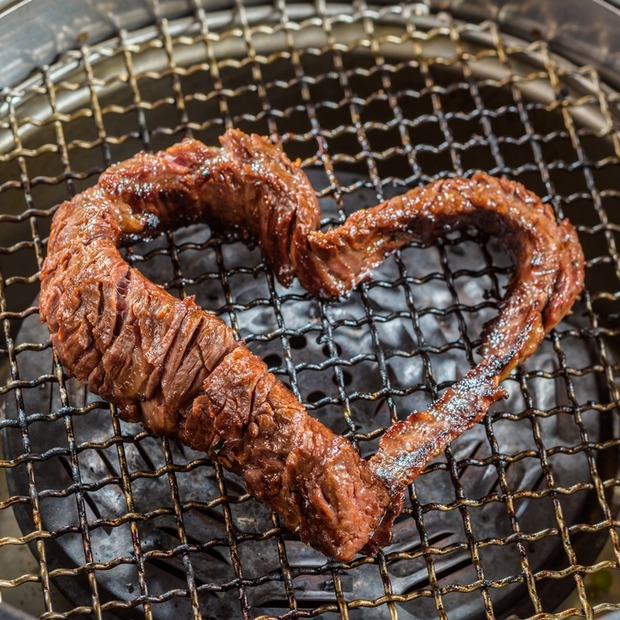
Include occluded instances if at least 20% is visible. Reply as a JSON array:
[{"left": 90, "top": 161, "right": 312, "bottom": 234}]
[{"left": 39, "top": 129, "right": 584, "bottom": 561}]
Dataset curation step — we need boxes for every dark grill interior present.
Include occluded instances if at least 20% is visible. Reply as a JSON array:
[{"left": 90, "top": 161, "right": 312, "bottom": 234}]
[{"left": 0, "top": 2, "right": 619, "bottom": 618}]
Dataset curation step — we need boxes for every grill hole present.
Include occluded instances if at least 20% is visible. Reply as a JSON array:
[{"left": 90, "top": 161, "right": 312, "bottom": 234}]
[
  {"left": 333, "top": 370, "right": 353, "bottom": 387},
  {"left": 307, "top": 390, "right": 327, "bottom": 404},
  {"left": 288, "top": 334, "right": 307, "bottom": 349},
  {"left": 322, "top": 343, "right": 343, "bottom": 357},
  {"left": 263, "top": 353, "right": 282, "bottom": 369}
]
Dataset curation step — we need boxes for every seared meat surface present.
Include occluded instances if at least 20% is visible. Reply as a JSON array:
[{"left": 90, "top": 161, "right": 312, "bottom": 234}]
[{"left": 40, "top": 129, "right": 584, "bottom": 561}]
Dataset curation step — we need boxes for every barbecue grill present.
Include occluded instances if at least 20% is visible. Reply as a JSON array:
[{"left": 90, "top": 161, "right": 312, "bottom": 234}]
[{"left": 0, "top": 0, "right": 619, "bottom": 618}]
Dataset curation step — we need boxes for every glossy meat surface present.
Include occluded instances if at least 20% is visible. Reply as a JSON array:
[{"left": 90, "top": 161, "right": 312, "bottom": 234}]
[{"left": 40, "top": 129, "right": 584, "bottom": 560}]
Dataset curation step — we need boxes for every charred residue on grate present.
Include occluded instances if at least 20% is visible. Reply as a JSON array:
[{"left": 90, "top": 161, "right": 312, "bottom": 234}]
[{"left": 0, "top": 2, "right": 619, "bottom": 619}]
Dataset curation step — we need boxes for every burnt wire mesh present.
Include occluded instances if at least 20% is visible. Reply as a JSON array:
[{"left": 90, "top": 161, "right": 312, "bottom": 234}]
[{"left": 0, "top": 1, "right": 619, "bottom": 618}]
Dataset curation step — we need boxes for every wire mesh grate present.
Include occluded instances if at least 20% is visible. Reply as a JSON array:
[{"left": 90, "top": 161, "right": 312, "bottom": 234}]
[{"left": 0, "top": 1, "right": 619, "bottom": 619}]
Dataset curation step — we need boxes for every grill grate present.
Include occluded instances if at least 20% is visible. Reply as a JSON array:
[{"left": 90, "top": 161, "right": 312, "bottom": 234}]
[{"left": 0, "top": 1, "right": 619, "bottom": 619}]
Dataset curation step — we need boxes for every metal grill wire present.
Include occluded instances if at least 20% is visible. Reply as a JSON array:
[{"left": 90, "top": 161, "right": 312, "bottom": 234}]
[{"left": 0, "top": 0, "right": 619, "bottom": 618}]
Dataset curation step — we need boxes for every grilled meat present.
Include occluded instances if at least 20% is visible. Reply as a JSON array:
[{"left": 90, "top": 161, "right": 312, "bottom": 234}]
[{"left": 39, "top": 129, "right": 584, "bottom": 561}]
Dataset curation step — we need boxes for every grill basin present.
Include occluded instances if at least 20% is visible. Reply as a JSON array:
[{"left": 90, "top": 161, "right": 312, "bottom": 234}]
[{"left": 0, "top": 2, "right": 619, "bottom": 619}]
